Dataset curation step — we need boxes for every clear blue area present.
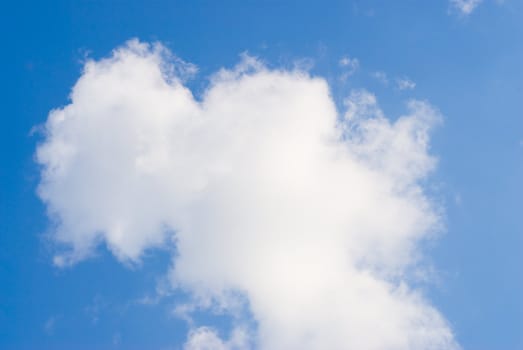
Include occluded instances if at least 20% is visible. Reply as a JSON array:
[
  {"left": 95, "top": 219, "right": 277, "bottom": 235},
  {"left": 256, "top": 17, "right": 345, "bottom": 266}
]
[{"left": 1, "top": 1, "right": 521, "bottom": 349}]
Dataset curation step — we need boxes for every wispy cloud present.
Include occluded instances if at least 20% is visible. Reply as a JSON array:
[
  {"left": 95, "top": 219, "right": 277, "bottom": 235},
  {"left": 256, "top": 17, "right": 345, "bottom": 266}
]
[
  {"left": 450, "top": 0, "right": 483, "bottom": 15},
  {"left": 396, "top": 77, "right": 417, "bottom": 90},
  {"left": 371, "top": 71, "right": 389, "bottom": 85},
  {"left": 44, "top": 316, "right": 60, "bottom": 335},
  {"left": 84, "top": 295, "right": 109, "bottom": 325},
  {"left": 339, "top": 55, "right": 360, "bottom": 81}
]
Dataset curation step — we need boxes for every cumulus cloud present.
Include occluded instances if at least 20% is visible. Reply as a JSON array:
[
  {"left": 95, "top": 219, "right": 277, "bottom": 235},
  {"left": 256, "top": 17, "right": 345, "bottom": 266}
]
[
  {"left": 36, "top": 40, "right": 459, "bottom": 349},
  {"left": 450, "top": 0, "right": 483, "bottom": 15}
]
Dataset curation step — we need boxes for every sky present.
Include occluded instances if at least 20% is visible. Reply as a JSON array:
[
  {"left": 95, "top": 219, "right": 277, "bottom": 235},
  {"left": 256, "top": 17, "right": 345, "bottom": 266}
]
[{"left": 0, "top": 1, "right": 522, "bottom": 349}]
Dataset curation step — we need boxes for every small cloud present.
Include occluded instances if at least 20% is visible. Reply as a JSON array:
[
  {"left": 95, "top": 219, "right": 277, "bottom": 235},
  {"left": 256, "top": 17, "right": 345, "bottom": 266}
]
[
  {"left": 52, "top": 255, "right": 66, "bottom": 267},
  {"left": 44, "top": 316, "right": 60, "bottom": 335},
  {"left": 84, "top": 295, "right": 108, "bottom": 325},
  {"left": 371, "top": 71, "right": 389, "bottom": 85},
  {"left": 135, "top": 295, "right": 161, "bottom": 306},
  {"left": 351, "top": 4, "right": 376, "bottom": 17},
  {"left": 449, "top": 0, "right": 483, "bottom": 16},
  {"left": 339, "top": 56, "right": 359, "bottom": 69},
  {"left": 293, "top": 57, "right": 315, "bottom": 71},
  {"left": 454, "top": 193, "right": 462, "bottom": 206},
  {"left": 339, "top": 55, "right": 360, "bottom": 81},
  {"left": 113, "top": 332, "right": 122, "bottom": 346},
  {"left": 172, "top": 302, "right": 197, "bottom": 326},
  {"left": 135, "top": 276, "right": 173, "bottom": 306},
  {"left": 184, "top": 327, "right": 250, "bottom": 350},
  {"left": 396, "top": 77, "right": 416, "bottom": 90}
]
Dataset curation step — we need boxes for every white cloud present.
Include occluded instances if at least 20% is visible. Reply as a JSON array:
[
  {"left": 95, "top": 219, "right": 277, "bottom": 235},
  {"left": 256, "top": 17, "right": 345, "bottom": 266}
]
[
  {"left": 371, "top": 71, "right": 389, "bottom": 85},
  {"left": 36, "top": 40, "right": 459, "bottom": 350},
  {"left": 450, "top": 0, "right": 483, "bottom": 15},
  {"left": 339, "top": 56, "right": 358, "bottom": 68},
  {"left": 184, "top": 327, "right": 250, "bottom": 350},
  {"left": 396, "top": 77, "right": 417, "bottom": 90},
  {"left": 338, "top": 55, "right": 359, "bottom": 81}
]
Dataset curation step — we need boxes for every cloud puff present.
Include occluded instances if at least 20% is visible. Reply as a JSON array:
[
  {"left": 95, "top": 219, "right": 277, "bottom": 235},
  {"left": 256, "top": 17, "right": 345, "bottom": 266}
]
[
  {"left": 450, "top": 0, "right": 483, "bottom": 15},
  {"left": 396, "top": 77, "right": 417, "bottom": 91},
  {"left": 371, "top": 71, "right": 389, "bottom": 85},
  {"left": 36, "top": 40, "right": 459, "bottom": 349},
  {"left": 338, "top": 55, "right": 359, "bottom": 81}
]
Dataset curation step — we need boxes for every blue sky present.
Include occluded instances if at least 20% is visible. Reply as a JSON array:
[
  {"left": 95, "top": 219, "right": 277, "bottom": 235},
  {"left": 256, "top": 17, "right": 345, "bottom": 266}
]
[{"left": 1, "top": 1, "right": 522, "bottom": 349}]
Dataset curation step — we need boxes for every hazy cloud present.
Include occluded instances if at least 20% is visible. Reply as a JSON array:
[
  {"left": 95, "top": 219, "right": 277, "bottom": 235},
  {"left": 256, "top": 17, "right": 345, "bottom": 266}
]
[
  {"left": 396, "top": 77, "right": 417, "bottom": 90},
  {"left": 339, "top": 55, "right": 360, "bottom": 81},
  {"left": 44, "top": 316, "right": 59, "bottom": 335},
  {"left": 371, "top": 71, "right": 389, "bottom": 85},
  {"left": 450, "top": 0, "right": 483, "bottom": 15}
]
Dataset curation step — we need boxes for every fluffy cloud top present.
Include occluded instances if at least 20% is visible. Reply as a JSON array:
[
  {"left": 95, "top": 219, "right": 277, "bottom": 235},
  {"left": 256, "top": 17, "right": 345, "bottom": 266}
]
[{"left": 36, "top": 40, "right": 459, "bottom": 349}]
